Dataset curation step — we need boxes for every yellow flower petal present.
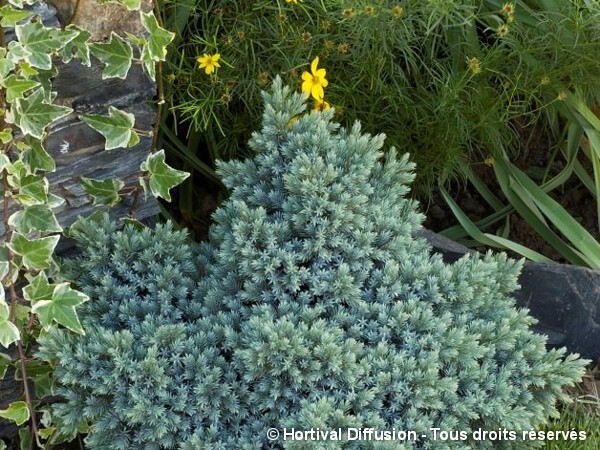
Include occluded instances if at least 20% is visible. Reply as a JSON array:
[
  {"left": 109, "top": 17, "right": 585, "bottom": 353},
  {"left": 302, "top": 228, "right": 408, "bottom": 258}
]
[
  {"left": 213, "top": 53, "right": 221, "bottom": 62},
  {"left": 311, "top": 84, "right": 324, "bottom": 100},
  {"left": 301, "top": 71, "right": 312, "bottom": 82},
  {"left": 301, "top": 80, "right": 312, "bottom": 95},
  {"left": 321, "top": 77, "right": 328, "bottom": 88},
  {"left": 213, "top": 61, "right": 221, "bottom": 68},
  {"left": 311, "top": 57, "right": 319, "bottom": 74},
  {"left": 315, "top": 68, "right": 326, "bottom": 78}
]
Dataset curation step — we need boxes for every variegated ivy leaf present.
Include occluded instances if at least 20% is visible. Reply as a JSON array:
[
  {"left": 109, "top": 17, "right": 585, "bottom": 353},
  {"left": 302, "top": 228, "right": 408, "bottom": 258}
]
[
  {"left": 5, "top": 41, "right": 30, "bottom": 64},
  {"left": 0, "top": 401, "right": 29, "bottom": 426},
  {"left": 0, "top": 4, "right": 31, "bottom": 28},
  {"left": 9, "top": 172, "right": 49, "bottom": 206},
  {"left": 23, "top": 272, "right": 55, "bottom": 303},
  {"left": 140, "top": 45, "right": 156, "bottom": 81},
  {"left": 80, "top": 177, "right": 125, "bottom": 206},
  {"left": 0, "top": 154, "right": 9, "bottom": 171},
  {"left": 80, "top": 106, "right": 138, "bottom": 150},
  {"left": 7, "top": 233, "right": 59, "bottom": 271},
  {"left": 0, "top": 128, "right": 12, "bottom": 144},
  {"left": 141, "top": 12, "right": 175, "bottom": 62},
  {"left": 15, "top": 88, "right": 72, "bottom": 139},
  {"left": 14, "top": 21, "right": 79, "bottom": 70},
  {"left": 7, "top": 0, "right": 36, "bottom": 7},
  {"left": 60, "top": 25, "right": 92, "bottom": 66},
  {"left": 9, "top": 205, "right": 63, "bottom": 234},
  {"left": 89, "top": 33, "right": 133, "bottom": 80},
  {"left": 18, "top": 61, "right": 38, "bottom": 77},
  {"left": 0, "top": 286, "right": 20, "bottom": 348},
  {"left": 31, "top": 282, "right": 88, "bottom": 334},
  {"left": 140, "top": 150, "right": 190, "bottom": 202},
  {"left": 98, "top": 0, "right": 142, "bottom": 10},
  {"left": 21, "top": 137, "right": 56, "bottom": 172},
  {"left": 0, "top": 246, "right": 9, "bottom": 282},
  {"left": 1, "top": 74, "right": 39, "bottom": 102},
  {"left": 0, "top": 353, "right": 11, "bottom": 378}
]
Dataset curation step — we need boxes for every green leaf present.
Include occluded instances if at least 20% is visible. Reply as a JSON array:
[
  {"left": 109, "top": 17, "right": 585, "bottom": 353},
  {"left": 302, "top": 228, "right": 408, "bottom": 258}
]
[
  {"left": 5, "top": 40, "right": 30, "bottom": 65},
  {"left": 2, "top": 75, "right": 39, "bottom": 105},
  {"left": 98, "top": 0, "right": 142, "bottom": 10},
  {"left": 59, "top": 25, "right": 92, "bottom": 66},
  {"left": 38, "top": 427, "right": 55, "bottom": 440},
  {"left": 141, "top": 150, "right": 190, "bottom": 202},
  {"left": 0, "top": 319, "right": 20, "bottom": 349},
  {"left": 19, "top": 426, "right": 31, "bottom": 450},
  {"left": 0, "top": 5, "right": 31, "bottom": 27},
  {"left": 80, "top": 106, "right": 137, "bottom": 150},
  {"left": 140, "top": 12, "right": 175, "bottom": 62},
  {"left": 0, "top": 402, "right": 29, "bottom": 426},
  {"left": 14, "top": 21, "right": 78, "bottom": 70},
  {"left": 140, "top": 44, "right": 156, "bottom": 81},
  {"left": 440, "top": 187, "right": 553, "bottom": 263},
  {"left": 0, "top": 154, "right": 9, "bottom": 173},
  {"left": 89, "top": 32, "right": 133, "bottom": 79},
  {"left": 0, "top": 246, "right": 9, "bottom": 282},
  {"left": 0, "top": 353, "right": 11, "bottom": 378},
  {"left": 15, "top": 88, "right": 72, "bottom": 139},
  {"left": 8, "top": 0, "right": 36, "bottom": 7},
  {"left": 7, "top": 233, "right": 59, "bottom": 271},
  {"left": 32, "top": 283, "right": 89, "bottom": 334},
  {"left": 21, "top": 137, "right": 56, "bottom": 172},
  {"left": 9, "top": 205, "right": 63, "bottom": 234},
  {"left": 0, "top": 128, "right": 12, "bottom": 144},
  {"left": 23, "top": 272, "right": 55, "bottom": 303},
  {"left": 0, "top": 288, "right": 21, "bottom": 348},
  {"left": 18, "top": 61, "right": 38, "bottom": 77},
  {"left": 0, "top": 56, "right": 15, "bottom": 80},
  {"left": 10, "top": 173, "right": 49, "bottom": 206},
  {"left": 80, "top": 177, "right": 124, "bottom": 206},
  {"left": 2, "top": 74, "right": 39, "bottom": 103}
]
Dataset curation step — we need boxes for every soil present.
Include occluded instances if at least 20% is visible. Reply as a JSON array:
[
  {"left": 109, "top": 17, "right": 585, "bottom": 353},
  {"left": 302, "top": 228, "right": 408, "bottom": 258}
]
[{"left": 423, "top": 117, "right": 600, "bottom": 264}]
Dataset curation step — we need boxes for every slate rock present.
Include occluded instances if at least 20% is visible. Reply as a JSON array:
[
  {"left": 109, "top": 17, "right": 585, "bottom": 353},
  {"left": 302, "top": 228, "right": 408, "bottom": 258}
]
[{"left": 416, "top": 228, "right": 600, "bottom": 360}]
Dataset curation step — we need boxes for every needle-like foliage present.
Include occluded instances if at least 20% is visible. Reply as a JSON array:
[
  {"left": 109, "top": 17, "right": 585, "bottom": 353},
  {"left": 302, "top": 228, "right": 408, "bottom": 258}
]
[{"left": 40, "top": 78, "right": 587, "bottom": 449}]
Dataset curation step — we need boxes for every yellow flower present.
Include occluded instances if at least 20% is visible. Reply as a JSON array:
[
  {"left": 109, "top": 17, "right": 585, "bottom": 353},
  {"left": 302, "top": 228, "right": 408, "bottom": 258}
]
[
  {"left": 502, "top": 2, "right": 515, "bottom": 15},
  {"left": 301, "top": 31, "right": 312, "bottom": 42},
  {"left": 496, "top": 24, "right": 509, "bottom": 37},
  {"left": 467, "top": 57, "right": 481, "bottom": 75},
  {"left": 301, "top": 56, "right": 328, "bottom": 100},
  {"left": 392, "top": 5, "right": 404, "bottom": 17},
  {"left": 312, "top": 98, "right": 331, "bottom": 112},
  {"left": 197, "top": 53, "right": 221, "bottom": 75}
]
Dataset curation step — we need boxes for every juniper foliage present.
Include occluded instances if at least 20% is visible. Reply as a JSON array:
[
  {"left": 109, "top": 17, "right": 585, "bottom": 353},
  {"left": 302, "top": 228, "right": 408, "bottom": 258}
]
[{"left": 40, "top": 79, "right": 586, "bottom": 449}]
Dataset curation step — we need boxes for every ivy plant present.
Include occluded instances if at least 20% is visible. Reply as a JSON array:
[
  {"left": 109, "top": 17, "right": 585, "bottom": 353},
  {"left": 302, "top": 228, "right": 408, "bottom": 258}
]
[{"left": 0, "top": 0, "right": 186, "bottom": 447}]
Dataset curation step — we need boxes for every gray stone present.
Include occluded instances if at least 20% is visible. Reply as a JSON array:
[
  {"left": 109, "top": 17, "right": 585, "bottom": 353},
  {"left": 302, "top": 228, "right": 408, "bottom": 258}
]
[
  {"left": 0, "top": 8, "right": 159, "bottom": 243},
  {"left": 417, "top": 228, "right": 600, "bottom": 360}
]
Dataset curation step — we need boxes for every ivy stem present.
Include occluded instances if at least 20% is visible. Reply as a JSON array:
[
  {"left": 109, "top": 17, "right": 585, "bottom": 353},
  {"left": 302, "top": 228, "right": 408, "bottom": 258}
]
[
  {"left": 0, "top": 0, "right": 38, "bottom": 446},
  {"left": 130, "top": 0, "right": 166, "bottom": 218},
  {"left": 151, "top": 0, "right": 165, "bottom": 153}
]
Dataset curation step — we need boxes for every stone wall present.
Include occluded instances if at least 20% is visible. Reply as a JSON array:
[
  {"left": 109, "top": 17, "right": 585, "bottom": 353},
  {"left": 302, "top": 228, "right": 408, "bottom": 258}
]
[{"left": 0, "top": 1, "right": 159, "bottom": 242}]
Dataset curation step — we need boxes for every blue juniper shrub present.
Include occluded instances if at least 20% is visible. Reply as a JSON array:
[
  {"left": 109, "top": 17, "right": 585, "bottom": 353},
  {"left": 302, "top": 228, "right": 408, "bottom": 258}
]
[{"left": 39, "top": 78, "right": 587, "bottom": 449}]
